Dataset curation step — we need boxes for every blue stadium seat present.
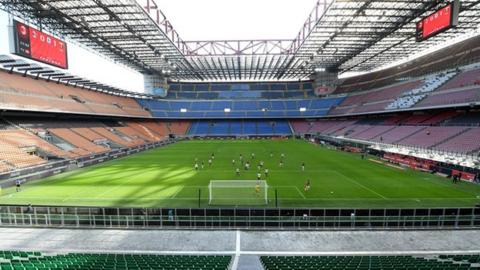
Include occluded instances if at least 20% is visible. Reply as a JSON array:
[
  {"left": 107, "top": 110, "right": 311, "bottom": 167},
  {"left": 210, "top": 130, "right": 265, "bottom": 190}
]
[
  {"left": 243, "top": 121, "right": 257, "bottom": 134},
  {"left": 210, "top": 121, "right": 230, "bottom": 135},
  {"left": 234, "top": 101, "right": 257, "bottom": 110},
  {"left": 211, "top": 84, "right": 231, "bottom": 91},
  {"left": 211, "top": 101, "right": 232, "bottom": 111},
  {"left": 170, "top": 101, "right": 192, "bottom": 111},
  {"left": 197, "top": 92, "right": 219, "bottom": 99},
  {"left": 195, "top": 84, "right": 209, "bottom": 91},
  {"left": 205, "top": 111, "right": 226, "bottom": 118},
  {"left": 262, "top": 92, "right": 284, "bottom": 99},
  {"left": 188, "top": 120, "right": 292, "bottom": 136},
  {"left": 270, "top": 101, "right": 285, "bottom": 110},
  {"left": 286, "top": 82, "right": 301, "bottom": 90},
  {"left": 284, "top": 100, "right": 298, "bottom": 110},
  {"left": 257, "top": 121, "right": 274, "bottom": 135},
  {"left": 274, "top": 121, "right": 292, "bottom": 134},
  {"left": 229, "top": 111, "right": 246, "bottom": 118},
  {"left": 169, "top": 84, "right": 180, "bottom": 91},
  {"left": 284, "top": 91, "right": 304, "bottom": 98},
  {"left": 230, "top": 121, "right": 243, "bottom": 134},
  {"left": 177, "top": 92, "right": 197, "bottom": 99},
  {"left": 136, "top": 95, "right": 344, "bottom": 119},
  {"left": 271, "top": 83, "right": 286, "bottom": 90},
  {"left": 182, "top": 84, "right": 195, "bottom": 91},
  {"left": 190, "top": 101, "right": 212, "bottom": 111},
  {"left": 195, "top": 122, "right": 210, "bottom": 134},
  {"left": 246, "top": 111, "right": 266, "bottom": 117},
  {"left": 257, "top": 100, "right": 271, "bottom": 109}
]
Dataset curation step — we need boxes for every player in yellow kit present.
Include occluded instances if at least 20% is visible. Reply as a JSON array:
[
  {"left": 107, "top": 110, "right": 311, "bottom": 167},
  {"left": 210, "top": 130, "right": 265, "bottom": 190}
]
[{"left": 255, "top": 183, "right": 261, "bottom": 196}]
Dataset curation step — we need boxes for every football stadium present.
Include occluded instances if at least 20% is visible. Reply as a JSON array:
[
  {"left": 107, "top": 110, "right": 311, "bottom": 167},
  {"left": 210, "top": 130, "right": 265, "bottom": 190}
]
[{"left": 0, "top": 0, "right": 480, "bottom": 269}]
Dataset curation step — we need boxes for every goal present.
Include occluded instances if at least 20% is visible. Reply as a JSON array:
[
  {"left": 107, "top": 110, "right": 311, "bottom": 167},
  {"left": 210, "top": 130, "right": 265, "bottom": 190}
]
[{"left": 208, "top": 180, "right": 268, "bottom": 205}]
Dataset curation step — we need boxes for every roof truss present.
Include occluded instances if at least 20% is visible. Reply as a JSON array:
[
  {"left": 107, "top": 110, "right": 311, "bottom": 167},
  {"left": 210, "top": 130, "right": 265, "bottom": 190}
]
[{"left": 1, "top": 0, "right": 480, "bottom": 81}]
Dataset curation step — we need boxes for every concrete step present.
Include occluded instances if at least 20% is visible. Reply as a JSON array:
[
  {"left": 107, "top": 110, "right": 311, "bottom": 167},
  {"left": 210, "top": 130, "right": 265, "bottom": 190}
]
[{"left": 237, "top": 255, "right": 264, "bottom": 270}]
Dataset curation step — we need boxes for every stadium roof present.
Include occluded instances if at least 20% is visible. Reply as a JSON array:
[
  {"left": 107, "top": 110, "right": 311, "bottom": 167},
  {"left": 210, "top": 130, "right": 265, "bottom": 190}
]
[
  {"left": 0, "top": 55, "right": 153, "bottom": 98},
  {"left": 1, "top": 0, "right": 480, "bottom": 81}
]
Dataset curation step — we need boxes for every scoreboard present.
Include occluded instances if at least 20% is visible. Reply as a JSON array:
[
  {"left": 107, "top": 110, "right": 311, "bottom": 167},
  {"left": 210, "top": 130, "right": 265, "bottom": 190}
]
[
  {"left": 416, "top": 0, "right": 460, "bottom": 42},
  {"left": 13, "top": 20, "right": 68, "bottom": 69}
]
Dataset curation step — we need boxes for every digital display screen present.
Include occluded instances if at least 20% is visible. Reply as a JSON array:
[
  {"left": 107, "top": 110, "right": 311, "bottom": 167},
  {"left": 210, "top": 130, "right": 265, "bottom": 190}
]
[
  {"left": 416, "top": 1, "right": 460, "bottom": 42},
  {"left": 13, "top": 20, "right": 68, "bottom": 69}
]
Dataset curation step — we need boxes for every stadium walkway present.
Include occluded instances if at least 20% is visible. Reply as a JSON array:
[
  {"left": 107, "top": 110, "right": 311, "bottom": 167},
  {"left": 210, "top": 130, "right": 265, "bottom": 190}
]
[{"left": 0, "top": 228, "right": 480, "bottom": 269}]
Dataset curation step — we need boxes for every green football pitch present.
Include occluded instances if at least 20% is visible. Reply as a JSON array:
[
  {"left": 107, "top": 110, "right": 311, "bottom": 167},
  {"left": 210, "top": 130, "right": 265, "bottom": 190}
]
[{"left": 1, "top": 139, "right": 480, "bottom": 208}]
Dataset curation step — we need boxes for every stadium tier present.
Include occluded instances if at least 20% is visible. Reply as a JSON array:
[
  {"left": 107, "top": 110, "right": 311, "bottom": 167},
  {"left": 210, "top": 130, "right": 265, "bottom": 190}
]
[
  {"left": 188, "top": 120, "right": 292, "bottom": 136},
  {"left": 329, "top": 67, "right": 480, "bottom": 115},
  {"left": 0, "top": 71, "right": 149, "bottom": 118},
  {"left": 0, "top": 251, "right": 231, "bottom": 270},
  {"left": 167, "top": 81, "right": 315, "bottom": 99},
  {"left": 137, "top": 96, "right": 345, "bottom": 118},
  {"left": 261, "top": 255, "right": 480, "bottom": 270},
  {"left": 0, "top": 118, "right": 189, "bottom": 173},
  {"left": 291, "top": 110, "right": 480, "bottom": 155},
  {"left": 1, "top": 65, "right": 479, "bottom": 120}
]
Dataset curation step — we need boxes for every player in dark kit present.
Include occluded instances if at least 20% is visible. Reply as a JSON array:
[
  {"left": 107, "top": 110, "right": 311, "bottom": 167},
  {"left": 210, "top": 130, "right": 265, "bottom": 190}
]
[{"left": 15, "top": 179, "right": 22, "bottom": 192}]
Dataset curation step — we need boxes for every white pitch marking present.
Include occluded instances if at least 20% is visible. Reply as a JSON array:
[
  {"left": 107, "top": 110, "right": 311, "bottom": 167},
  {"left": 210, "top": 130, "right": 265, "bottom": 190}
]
[
  {"left": 332, "top": 171, "right": 388, "bottom": 200},
  {"left": 294, "top": 186, "right": 306, "bottom": 199}
]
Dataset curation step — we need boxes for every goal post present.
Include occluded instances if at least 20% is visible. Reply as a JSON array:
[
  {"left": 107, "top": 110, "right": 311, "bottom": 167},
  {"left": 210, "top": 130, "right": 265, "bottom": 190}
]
[{"left": 208, "top": 180, "right": 268, "bottom": 205}]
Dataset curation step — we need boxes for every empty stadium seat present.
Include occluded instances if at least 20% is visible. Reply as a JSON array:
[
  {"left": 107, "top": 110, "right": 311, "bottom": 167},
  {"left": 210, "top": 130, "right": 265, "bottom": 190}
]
[
  {"left": 0, "top": 250, "right": 231, "bottom": 270},
  {"left": 261, "top": 255, "right": 479, "bottom": 270}
]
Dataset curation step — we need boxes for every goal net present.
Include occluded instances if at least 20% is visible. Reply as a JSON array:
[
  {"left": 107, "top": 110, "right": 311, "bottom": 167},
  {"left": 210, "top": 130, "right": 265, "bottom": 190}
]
[{"left": 208, "top": 180, "right": 268, "bottom": 205}]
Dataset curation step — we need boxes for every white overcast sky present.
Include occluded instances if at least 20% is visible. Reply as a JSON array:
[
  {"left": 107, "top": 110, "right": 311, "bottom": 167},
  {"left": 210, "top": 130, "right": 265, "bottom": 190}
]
[{"left": 154, "top": 0, "right": 318, "bottom": 40}]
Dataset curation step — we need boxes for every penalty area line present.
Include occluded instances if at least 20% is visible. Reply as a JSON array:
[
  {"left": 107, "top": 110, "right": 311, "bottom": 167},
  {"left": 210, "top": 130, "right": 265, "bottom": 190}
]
[
  {"left": 332, "top": 171, "right": 388, "bottom": 200},
  {"left": 294, "top": 186, "right": 306, "bottom": 199}
]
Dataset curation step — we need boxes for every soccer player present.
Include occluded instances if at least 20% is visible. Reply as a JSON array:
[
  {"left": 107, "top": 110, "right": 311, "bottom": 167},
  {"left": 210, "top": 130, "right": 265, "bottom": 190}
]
[
  {"left": 232, "top": 159, "right": 236, "bottom": 166},
  {"left": 279, "top": 161, "right": 283, "bottom": 167},
  {"left": 280, "top": 153, "right": 285, "bottom": 159},
  {"left": 194, "top": 163, "right": 199, "bottom": 170},
  {"left": 245, "top": 161, "right": 250, "bottom": 170},
  {"left": 251, "top": 153, "right": 255, "bottom": 159},
  {"left": 304, "top": 179, "right": 311, "bottom": 192},
  {"left": 15, "top": 179, "right": 21, "bottom": 192},
  {"left": 255, "top": 183, "right": 261, "bottom": 197},
  {"left": 301, "top": 162, "right": 305, "bottom": 171},
  {"left": 208, "top": 159, "right": 212, "bottom": 166},
  {"left": 270, "top": 151, "right": 273, "bottom": 158},
  {"left": 264, "top": 168, "right": 269, "bottom": 177},
  {"left": 257, "top": 172, "right": 261, "bottom": 180},
  {"left": 201, "top": 161, "right": 205, "bottom": 169},
  {"left": 260, "top": 160, "right": 264, "bottom": 168},
  {"left": 236, "top": 168, "right": 240, "bottom": 176},
  {"left": 211, "top": 153, "right": 215, "bottom": 160}
]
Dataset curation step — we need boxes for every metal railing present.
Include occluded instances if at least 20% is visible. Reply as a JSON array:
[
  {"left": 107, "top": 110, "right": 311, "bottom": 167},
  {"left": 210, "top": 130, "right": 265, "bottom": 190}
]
[{"left": 0, "top": 205, "right": 478, "bottom": 230}]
